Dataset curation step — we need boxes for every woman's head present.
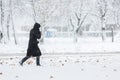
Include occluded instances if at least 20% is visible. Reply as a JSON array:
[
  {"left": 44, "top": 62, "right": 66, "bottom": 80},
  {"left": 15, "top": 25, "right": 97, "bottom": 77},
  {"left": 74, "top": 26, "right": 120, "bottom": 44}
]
[{"left": 34, "top": 23, "right": 41, "bottom": 29}]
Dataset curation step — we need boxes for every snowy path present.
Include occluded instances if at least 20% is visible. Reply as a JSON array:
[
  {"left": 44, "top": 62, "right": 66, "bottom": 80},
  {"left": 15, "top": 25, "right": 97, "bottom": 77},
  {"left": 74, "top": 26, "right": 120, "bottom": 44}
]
[
  {"left": 0, "top": 54, "right": 120, "bottom": 80},
  {"left": 1, "top": 52, "right": 120, "bottom": 56}
]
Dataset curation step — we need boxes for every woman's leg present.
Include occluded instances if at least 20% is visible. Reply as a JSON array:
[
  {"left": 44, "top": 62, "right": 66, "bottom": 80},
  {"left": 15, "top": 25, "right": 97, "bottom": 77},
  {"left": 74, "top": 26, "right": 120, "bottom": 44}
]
[
  {"left": 36, "top": 56, "right": 40, "bottom": 66},
  {"left": 20, "top": 56, "right": 30, "bottom": 66}
]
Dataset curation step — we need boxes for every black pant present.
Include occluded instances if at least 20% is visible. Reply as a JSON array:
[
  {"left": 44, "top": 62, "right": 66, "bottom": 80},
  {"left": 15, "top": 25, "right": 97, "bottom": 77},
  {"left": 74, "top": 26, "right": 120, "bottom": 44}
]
[{"left": 21, "top": 56, "right": 40, "bottom": 65}]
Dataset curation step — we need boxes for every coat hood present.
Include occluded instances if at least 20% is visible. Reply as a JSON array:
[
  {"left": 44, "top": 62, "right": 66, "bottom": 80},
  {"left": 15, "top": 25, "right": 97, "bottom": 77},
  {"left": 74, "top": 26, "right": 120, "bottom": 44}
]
[{"left": 33, "top": 23, "right": 41, "bottom": 29}]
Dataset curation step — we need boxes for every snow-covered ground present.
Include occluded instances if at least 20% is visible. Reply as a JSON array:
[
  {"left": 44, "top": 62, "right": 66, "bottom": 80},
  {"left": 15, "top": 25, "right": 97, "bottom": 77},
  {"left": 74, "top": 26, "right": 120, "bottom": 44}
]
[
  {"left": 0, "top": 54, "right": 120, "bottom": 80},
  {"left": 0, "top": 37, "right": 120, "bottom": 80},
  {"left": 0, "top": 37, "right": 120, "bottom": 55}
]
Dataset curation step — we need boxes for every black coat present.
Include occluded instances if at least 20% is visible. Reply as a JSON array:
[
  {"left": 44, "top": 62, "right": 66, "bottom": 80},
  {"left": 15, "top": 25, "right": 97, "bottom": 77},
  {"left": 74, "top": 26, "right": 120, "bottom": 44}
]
[{"left": 26, "top": 23, "right": 42, "bottom": 57}]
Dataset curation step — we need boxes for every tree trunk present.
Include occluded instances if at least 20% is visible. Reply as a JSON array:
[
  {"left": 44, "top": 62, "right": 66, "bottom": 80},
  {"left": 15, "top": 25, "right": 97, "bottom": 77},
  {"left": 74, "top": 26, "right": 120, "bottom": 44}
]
[
  {"left": 111, "top": 27, "right": 114, "bottom": 42},
  {"left": 11, "top": 14, "right": 17, "bottom": 44},
  {"left": 0, "top": 0, "right": 5, "bottom": 44},
  {"left": 31, "top": 0, "right": 36, "bottom": 22},
  {"left": 10, "top": 0, "right": 17, "bottom": 44},
  {"left": 6, "top": 14, "right": 10, "bottom": 40},
  {"left": 40, "top": 20, "right": 45, "bottom": 44},
  {"left": 101, "top": 17, "right": 105, "bottom": 41},
  {"left": 74, "top": 31, "right": 77, "bottom": 43}
]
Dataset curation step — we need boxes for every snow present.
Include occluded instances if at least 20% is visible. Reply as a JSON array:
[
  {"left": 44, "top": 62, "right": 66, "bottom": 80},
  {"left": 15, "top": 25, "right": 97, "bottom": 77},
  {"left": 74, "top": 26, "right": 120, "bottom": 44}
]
[
  {"left": 0, "top": 54, "right": 120, "bottom": 80},
  {"left": 0, "top": 37, "right": 120, "bottom": 80},
  {"left": 0, "top": 37, "right": 120, "bottom": 55},
  {"left": 41, "top": 37, "right": 120, "bottom": 54}
]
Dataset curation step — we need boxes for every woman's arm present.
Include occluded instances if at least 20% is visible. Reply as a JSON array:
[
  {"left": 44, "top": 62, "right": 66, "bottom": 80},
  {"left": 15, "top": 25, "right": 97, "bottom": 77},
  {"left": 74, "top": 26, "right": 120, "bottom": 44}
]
[{"left": 34, "top": 29, "right": 41, "bottom": 39}]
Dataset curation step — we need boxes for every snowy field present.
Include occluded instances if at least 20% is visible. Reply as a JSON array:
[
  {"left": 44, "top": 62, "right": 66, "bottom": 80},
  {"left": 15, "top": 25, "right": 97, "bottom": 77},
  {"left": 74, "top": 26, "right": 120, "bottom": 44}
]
[
  {"left": 0, "top": 37, "right": 120, "bottom": 55},
  {"left": 0, "top": 54, "right": 120, "bottom": 80},
  {"left": 0, "top": 37, "right": 120, "bottom": 80}
]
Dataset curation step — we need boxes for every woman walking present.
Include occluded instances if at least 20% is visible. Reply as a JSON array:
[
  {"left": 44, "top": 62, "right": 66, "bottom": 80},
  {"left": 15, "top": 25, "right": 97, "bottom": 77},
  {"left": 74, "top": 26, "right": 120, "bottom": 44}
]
[{"left": 19, "top": 23, "right": 42, "bottom": 66}]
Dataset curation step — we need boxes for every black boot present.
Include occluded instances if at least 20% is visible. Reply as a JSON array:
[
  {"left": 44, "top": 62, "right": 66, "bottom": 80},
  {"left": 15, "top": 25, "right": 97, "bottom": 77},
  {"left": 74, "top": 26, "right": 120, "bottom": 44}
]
[
  {"left": 19, "top": 61, "right": 23, "bottom": 66},
  {"left": 36, "top": 56, "right": 41, "bottom": 66},
  {"left": 19, "top": 56, "right": 30, "bottom": 66}
]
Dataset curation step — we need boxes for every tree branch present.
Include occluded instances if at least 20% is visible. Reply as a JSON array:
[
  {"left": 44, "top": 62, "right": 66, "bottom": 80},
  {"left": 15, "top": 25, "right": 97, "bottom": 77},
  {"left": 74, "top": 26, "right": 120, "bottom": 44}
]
[
  {"left": 70, "top": 18, "right": 75, "bottom": 31},
  {"left": 76, "top": 13, "right": 88, "bottom": 33},
  {"left": 75, "top": 12, "right": 80, "bottom": 26}
]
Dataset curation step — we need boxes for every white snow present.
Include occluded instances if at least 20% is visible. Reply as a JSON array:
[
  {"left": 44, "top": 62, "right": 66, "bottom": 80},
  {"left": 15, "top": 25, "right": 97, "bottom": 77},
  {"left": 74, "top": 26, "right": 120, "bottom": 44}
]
[
  {"left": 0, "top": 54, "right": 120, "bottom": 80},
  {"left": 0, "top": 37, "right": 120, "bottom": 80},
  {"left": 0, "top": 37, "right": 120, "bottom": 55}
]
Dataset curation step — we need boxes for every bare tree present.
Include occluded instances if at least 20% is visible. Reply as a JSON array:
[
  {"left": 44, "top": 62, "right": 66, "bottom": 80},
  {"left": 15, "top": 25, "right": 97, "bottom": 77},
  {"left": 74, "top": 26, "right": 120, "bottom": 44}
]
[
  {"left": 10, "top": 0, "right": 17, "bottom": 44},
  {"left": 70, "top": 0, "right": 88, "bottom": 42},
  {"left": 112, "top": 0, "right": 120, "bottom": 28},
  {"left": 111, "top": 0, "right": 120, "bottom": 42},
  {"left": 6, "top": 0, "right": 11, "bottom": 41},
  {"left": 6, "top": 14, "right": 10, "bottom": 40},
  {"left": 0, "top": 0, "right": 5, "bottom": 43},
  {"left": 97, "top": 0, "right": 108, "bottom": 41},
  {"left": 31, "top": 0, "right": 36, "bottom": 22}
]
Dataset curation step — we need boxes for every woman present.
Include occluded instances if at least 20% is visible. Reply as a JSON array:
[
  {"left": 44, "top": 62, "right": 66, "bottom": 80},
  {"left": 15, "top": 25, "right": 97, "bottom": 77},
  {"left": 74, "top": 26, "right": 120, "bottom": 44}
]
[{"left": 19, "top": 23, "right": 42, "bottom": 66}]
